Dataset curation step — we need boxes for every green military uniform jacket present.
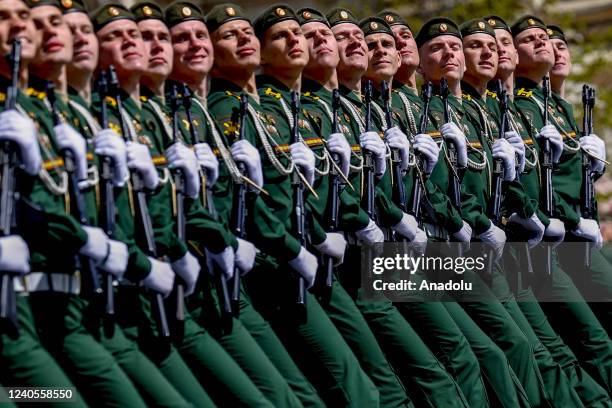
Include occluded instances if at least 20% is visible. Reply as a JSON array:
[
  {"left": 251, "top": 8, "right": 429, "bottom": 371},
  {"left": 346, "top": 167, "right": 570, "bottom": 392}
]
[
  {"left": 513, "top": 77, "right": 582, "bottom": 230},
  {"left": 207, "top": 77, "right": 302, "bottom": 263}
]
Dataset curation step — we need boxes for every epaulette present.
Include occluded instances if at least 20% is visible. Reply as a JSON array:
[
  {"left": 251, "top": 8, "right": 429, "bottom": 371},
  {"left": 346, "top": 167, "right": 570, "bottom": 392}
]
[
  {"left": 224, "top": 90, "right": 241, "bottom": 101},
  {"left": 486, "top": 90, "right": 498, "bottom": 99},
  {"left": 27, "top": 88, "right": 46, "bottom": 100},
  {"left": 461, "top": 93, "right": 472, "bottom": 101},
  {"left": 516, "top": 88, "right": 533, "bottom": 98},
  {"left": 263, "top": 87, "right": 282, "bottom": 99}
]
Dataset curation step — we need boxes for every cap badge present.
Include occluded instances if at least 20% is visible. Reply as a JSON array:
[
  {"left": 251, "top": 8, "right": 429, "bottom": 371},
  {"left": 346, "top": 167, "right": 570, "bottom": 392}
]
[
  {"left": 439, "top": 23, "right": 448, "bottom": 32},
  {"left": 340, "top": 10, "right": 348, "bottom": 19},
  {"left": 182, "top": 6, "right": 192, "bottom": 17},
  {"left": 478, "top": 21, "right": 485, "bottom": 29},
  {"left": 275, "top": 7, "right": 286, "bottom": 17},
  {"left": 226, "top": 7, "right": 235, "bottom": 16},
  {"left": 108, "top": 7, "right": 120, "bottom": 17}
]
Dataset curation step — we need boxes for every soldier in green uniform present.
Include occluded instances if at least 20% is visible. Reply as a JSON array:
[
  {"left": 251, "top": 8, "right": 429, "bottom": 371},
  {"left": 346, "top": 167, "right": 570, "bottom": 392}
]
[
  {"left": 546, "top": 23, "right": 612, "bottom": 336},
  {"left": 0, "top": 1, "right": 89, "bottom": 404},
  {"left": 327, "top": 9, "right": 475, "bottom": 408},
  {"left": 20, "top": 1, "right": 154, "bottom": 406},
  {"left": 415, "top": 17, "right": 557, "bottom": 407},
  {"left": 135, "top": 3, "right": 305, "bottom": 406},
  {"left": 459, "top": 17, "right": 589, "bottom": 407},
  {"left": 483, "top": 15, "right": 612, "bottom": 407},
  {"left": 511, "top": 14, "right": 612, "bottom": 393}
]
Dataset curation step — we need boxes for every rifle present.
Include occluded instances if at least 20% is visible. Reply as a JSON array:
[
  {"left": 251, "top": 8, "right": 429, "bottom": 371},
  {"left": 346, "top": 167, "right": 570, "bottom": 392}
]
[
  {"left": 541, "top": 76, "right": 553, "bottom": 275},
  {"left": 362, "top": 81, "right": 376, "bottom": 221},
  {"left": 229, "top": 93, "right": 249, "bottom": 314},
  {"left": 497, "top": 80, "right": 533, "bottom": 276},
  {"left": 323, "top": 89, "right": 342, "bottom": 293},
  {"left": 290, "top": 91, "right": 307, "bottom": 308},
  {"left": 581, "top": 85, "right": 595, "bottom": 267},
  {"left": 0, "top": 39, "right": 21, "bottom": 337},
  {"left": 381, "top": 81, "right": 407, "bottom": 215},
  {"left": 168, "top": 84, "right": 186, "bottom": 330},
  {"left": 180, "top": 84, "right": 232, "bottom": 318},
  {"left": 46, "top": 82, "right": 103, "bottom": 299},
  {"left": 108, "top": 66, "right": 170, "bottom": 339},
  {"left": 408, "top": 81, "right": 432, "bottom": 224},
  {"left": 95, "top": 71, "right": 118, "bottom": 320}
]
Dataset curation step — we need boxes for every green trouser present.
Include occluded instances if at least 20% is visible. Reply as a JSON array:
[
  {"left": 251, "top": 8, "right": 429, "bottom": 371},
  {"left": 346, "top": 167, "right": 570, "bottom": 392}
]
[
  {"left": 190, "top": 278, "right": 309, "bottom": 408},
  {"left": 443, "top": 300, "right": 532, "bottom": 408},
  {"left": 340, "top": 245, "right": 471, "bottom": 408},
  {"left": 451, "top": 268, "right": 550, "bottom": 407},
  {"left": 312, "top": 272, "right": 412, "bottom": 408},
  {"left": 86, "top": 297, "right": 191, "bottom": 408},
  {"left": 116, "top": 287, "right": 216, "bottom": 408},
  {"left": 0, "top": 296, "right": 88, "bottom": 408},
  {"left": 396, "top": 301, "right": 489, "bottom": 408},
  {"left": 245, "top": 258, "right": 380, "bottom": 408},
  {"left": 515, "top": 290, "right": 612, "bottom": 408},
  {"left": 558, "top": 245, "right": 612, "bottom": 338},
  {"left": 28, "top": 292, "right": 146, "bottom": 408},
  {"left": 533, "top": 250, "right": 612, "bottom": 395}
]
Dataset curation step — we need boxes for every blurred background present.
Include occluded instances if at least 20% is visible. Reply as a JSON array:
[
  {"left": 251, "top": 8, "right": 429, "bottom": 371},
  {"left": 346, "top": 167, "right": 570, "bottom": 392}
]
[{"left": 86, "top": 0, "right": 612, "bottom": 237}]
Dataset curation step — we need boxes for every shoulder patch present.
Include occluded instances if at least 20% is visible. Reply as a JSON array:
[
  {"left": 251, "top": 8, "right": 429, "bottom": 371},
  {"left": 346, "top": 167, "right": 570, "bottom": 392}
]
[
  {"left": 263, "top": 88, "right": 282, "bottom": 99},
  {"left": 516, "top": 88, "right": 533, "bottom": 98},
  {"left": 486, "top": 90, "right": 498, "bottom": 99},
  {"left": 462, "top": 93, "right": 472, "bottom": 101}
]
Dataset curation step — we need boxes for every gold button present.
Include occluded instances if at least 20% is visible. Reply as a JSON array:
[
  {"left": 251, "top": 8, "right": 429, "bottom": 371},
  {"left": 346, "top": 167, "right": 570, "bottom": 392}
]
[
  {"left": 108, "top": 7, "right": 120, "bottom": 17},
  {"left": 276, "top": 7, "right": 286, "bottom": 17},
  {"left": 182, "top": 7, "right": 192, "bottom": 17},
  {"left": 340, "top": 11, "right": 348, "bottom": 19},
  {"left": 226, "top": 7, "right": 235, "bottom": 16},
  {"left": 439, "top": 23, "right": 448, "bottom": 32}
]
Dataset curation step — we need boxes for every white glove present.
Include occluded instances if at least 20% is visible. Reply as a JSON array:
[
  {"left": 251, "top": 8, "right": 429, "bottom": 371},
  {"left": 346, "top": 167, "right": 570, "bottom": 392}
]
[
  {"left": 166, "top": 142, "right": 200, "bottom": 199},
  {"left": 0, "top": 110, "right": 42, "bottom": 175},
  {"left": 142, "top": 257, "right": 175, "bottom": 296},
  {"left": 492, "top": 138, "right": 516, "bottom": 181},
  {"left": 355, "top": 218, "right": 385, "bottom": 244},
  {"left": 288, "top": 246, "right": 318, "bottom": 289},
  {"left": 327, "top": 132, "right": 351, "bottom": 177},
  {"left": 504, "top": 131, "right": 526, "bottom": 174},
  {"left": 385, "top": 127, "right": 411, "bottom": 171},
  {"left": 79, "top": 226, "right": 110, "bottom": 263},
  {"left": 54, "top": 123, "right": 88, "bottom": 181},
  {"left": 0, "top": 235, "right": 30, "bottom": 275},
  {"left": 392, "top": 213, "right": 419, "bottom": 241},
  {"left": 171, "top": 251, "right": 200, "bottom": 296},
  {"left": 315, "top": 232, "right": 347, "bottom": 266},
  {"left": 98, "top": 240, "right": 128, "bottom": 280},
  {"left": 290, "top": 142, "right": 315, "bottom": 185},
  {"left": 205, "top": 246, "right": 234, "bottom": 281},
  {"left": 126, "top": 141, "right": 159, "bottom": 190},
  {"left": 235, "top": 238, "right": 257, "bottom": 276},
  {"left": 411, "top": 228, "right": 428, "bottom": 255},
  {"left": 194, "top": 143, "right": 219, "bottom": 187},
  {"left": 580, "top": 134, "right": 606, "bottom": 173},
  {"left": 537, "top": 125, "right": 563, "bottom": 164},
  {"left": 93, "top": 128, "right": 129, "bottom": 187},
  {"left": 478, "top": 222, "right": 506, "bottom": 261},
  {"left": 508, "top": 212, "right": 545, "bottom": 249},
  {"left": 413, "top": 133, "right": 440, "bottom": 174},
  {"left": 544, "top": 218, "right": 565, "bottom": 248},
  {"left": 440, "top": 122, "right": 468, "bottom": 167},
  {"left": 573, "top": 217, "right": 603, "bottom": 249},
  {"left": 452, "top": 221, "right": 472, "bottom": 242},
  {"left": 231, "top": 140, "right": 263, "bottom": 191},
  {"left": 359, "top": 131, "right": 387, "bottom": 176}
]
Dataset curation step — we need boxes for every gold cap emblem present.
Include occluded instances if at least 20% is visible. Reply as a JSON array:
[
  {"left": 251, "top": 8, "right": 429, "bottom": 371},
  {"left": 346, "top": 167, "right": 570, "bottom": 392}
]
[
  {"left": 385, "top": 15, "right": 394, "bottom": 23},
  {"left": 142, "top": 5, "right": 153, "bottom": 16},
  {"left": 478, "top": 21, "right": 485, "bottom": 29},
  {"left": 340, "top": 10, "right": 348, "bottom": 19},
  {"left": 182, "top": 6, "right": 192, "bottom": 17},
  {"left": 226, "top": 7, "right": 235, "bottom": 16},
  {"left": 439, "top": 23, "right": 448, "bottom": 32},
  {"left": 546, "top": 28, "right": 553, "bottom": 36},
  {"left": 61, "top": 0, "right": 73, "bottom": 9},
  {"left": 303, "top": 11, "right": 311, "bottom": 19},
  {"left": 108, "top": 7, "right": 120, "bottom": 17},
  {"left": 488, "top": 19, "right": 496, "bottom": 27},
  {"left": 370, "top": 22, "right": 378, "bottom": 30},
  {"left": 275, "top": 7, "right": 286, "bottom": 17},
  {"left": 527, "top": 18, "right": 535, "bottom": 26}
]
